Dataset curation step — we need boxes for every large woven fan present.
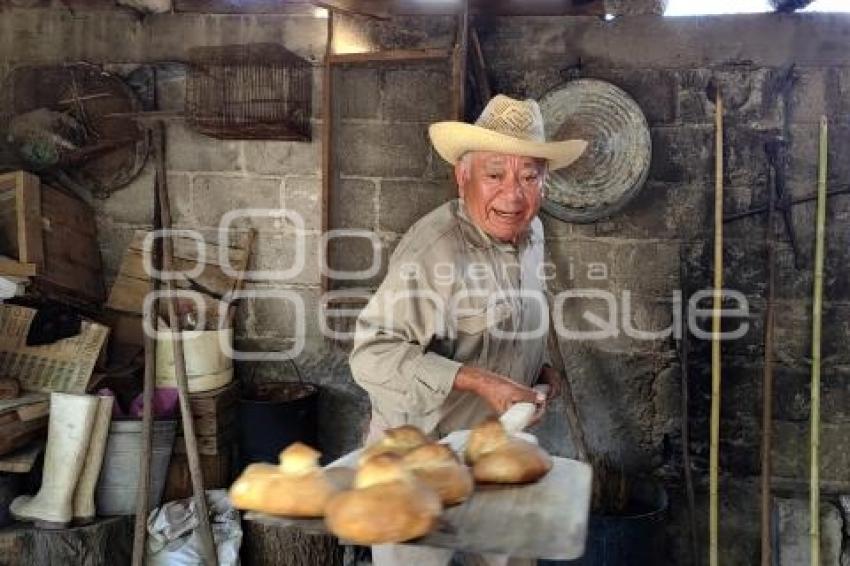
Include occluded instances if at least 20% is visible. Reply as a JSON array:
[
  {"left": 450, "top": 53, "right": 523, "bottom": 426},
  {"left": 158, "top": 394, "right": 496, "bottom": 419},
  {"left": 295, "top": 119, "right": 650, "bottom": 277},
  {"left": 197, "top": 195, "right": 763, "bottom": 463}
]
[{"left": 539, "top": 79, "right": 651, "bottom": 224}]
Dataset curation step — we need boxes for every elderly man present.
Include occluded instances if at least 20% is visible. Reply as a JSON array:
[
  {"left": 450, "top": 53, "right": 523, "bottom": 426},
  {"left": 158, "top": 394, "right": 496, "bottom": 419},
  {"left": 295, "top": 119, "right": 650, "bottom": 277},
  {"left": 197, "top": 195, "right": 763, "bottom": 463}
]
[{"left": 349, "top": 95, "right": 586, "bottom": 566}]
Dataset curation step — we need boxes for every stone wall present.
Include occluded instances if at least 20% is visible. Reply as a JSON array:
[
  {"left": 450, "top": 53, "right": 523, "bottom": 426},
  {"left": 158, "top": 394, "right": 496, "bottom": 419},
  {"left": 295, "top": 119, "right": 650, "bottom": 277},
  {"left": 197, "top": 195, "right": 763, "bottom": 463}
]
[{"left": 3, "top": 6, "right": 850, "bottom": 564}]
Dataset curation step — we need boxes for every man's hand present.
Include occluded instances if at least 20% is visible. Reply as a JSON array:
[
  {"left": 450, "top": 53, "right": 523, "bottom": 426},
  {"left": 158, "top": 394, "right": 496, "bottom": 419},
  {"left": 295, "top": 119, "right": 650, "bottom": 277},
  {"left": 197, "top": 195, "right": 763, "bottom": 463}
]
[
  {"left": 454, "top": 366, "right": 545, "bottom": 416},
  {"left": 536, "top": 365, "right": 563, "bottom": 401}
]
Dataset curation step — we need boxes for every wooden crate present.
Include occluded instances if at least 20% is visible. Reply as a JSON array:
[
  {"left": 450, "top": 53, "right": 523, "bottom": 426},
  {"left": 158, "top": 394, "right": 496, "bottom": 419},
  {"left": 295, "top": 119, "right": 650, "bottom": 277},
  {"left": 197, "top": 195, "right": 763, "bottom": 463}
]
[
  {"left": 162, "top": 382, "right": 239, "bottom": 500},
  {"left": 0, "top": 171, "right": 104, "bottom": 307}
]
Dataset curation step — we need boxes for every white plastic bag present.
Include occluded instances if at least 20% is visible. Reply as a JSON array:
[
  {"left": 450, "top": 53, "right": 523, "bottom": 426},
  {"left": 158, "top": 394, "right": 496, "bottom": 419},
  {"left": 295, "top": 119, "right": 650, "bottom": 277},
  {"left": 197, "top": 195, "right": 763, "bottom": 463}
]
[{"left": 146, "top": 489, "right": 242, "bottom": 566}]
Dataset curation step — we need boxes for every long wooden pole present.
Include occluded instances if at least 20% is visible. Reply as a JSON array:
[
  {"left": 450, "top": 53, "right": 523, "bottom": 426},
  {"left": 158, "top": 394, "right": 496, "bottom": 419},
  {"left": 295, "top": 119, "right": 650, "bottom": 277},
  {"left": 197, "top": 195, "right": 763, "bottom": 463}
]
[
  {"left": 709, "top": 89, "right": 724, "bottom": 566},
  {"left": 760, "top": 144, "right": 778, "bottom": 566},
  {"left": 810, "top": 115, "right": 828, "bottom": 566},
  {"left": 320, "top": 11, "right": 334, "bottom": 296},
  {"left": 131, "top": 157, "right": 161, "bottom": 566},
  {"left": 153, "top": 122, "right": 219, "bottom": 566}
]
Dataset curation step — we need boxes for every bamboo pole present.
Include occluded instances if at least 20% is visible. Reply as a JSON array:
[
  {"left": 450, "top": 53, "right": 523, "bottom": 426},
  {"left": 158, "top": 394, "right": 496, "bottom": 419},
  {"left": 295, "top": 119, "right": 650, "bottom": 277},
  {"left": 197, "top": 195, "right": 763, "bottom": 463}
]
[
  {"left": 810, "top": 116, "right": 828, "bottom": 566},
  {"left": 709, "top": 89, "right": 724, "bottom": 566}
]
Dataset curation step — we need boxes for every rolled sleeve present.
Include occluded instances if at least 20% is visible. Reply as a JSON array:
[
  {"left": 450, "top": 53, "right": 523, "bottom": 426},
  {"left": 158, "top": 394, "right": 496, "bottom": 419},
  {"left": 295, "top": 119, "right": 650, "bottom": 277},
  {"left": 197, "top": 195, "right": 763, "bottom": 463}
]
[{"left": 412, "top": 352, "right": 462, "bottom": 412}]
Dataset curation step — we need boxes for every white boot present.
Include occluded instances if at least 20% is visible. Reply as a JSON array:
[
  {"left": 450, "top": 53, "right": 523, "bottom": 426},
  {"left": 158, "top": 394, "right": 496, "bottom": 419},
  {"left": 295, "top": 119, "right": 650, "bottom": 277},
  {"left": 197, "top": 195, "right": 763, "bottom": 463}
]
[
  {"left": 10, "top": 392, "right": 98, "bottom": 528},
  {"left": 73, "top": 395, "right": 114, "bottom": 524}
]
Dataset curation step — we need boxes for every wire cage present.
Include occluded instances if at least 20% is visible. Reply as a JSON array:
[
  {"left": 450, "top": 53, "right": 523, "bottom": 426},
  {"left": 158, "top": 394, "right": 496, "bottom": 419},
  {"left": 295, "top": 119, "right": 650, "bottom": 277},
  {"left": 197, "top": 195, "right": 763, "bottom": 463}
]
[{"left": 185, "top": 43, "right": 312, "bottom": 141}]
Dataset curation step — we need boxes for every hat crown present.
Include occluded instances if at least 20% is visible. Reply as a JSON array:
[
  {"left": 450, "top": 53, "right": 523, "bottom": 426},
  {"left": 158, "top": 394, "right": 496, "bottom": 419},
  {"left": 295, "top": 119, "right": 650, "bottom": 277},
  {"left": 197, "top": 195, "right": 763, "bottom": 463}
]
[{"left": 474, "top": 95, "right": 546, "bottom": 143}]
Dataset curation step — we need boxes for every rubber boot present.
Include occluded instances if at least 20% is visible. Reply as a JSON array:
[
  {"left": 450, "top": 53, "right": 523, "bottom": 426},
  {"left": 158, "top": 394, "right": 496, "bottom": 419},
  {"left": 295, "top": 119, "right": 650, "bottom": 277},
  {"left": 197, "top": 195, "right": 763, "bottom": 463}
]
[
  {"left": 10, "top": 392, "right": 98, "bottom": 528},
  {"left": 73, "top": 395, "right": 114, "bottom": 524}
]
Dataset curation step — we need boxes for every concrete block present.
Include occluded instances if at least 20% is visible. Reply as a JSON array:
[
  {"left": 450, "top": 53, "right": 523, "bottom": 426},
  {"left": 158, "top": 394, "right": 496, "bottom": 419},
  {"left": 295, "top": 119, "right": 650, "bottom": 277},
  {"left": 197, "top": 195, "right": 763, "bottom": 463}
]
[
  {"left": 791, "top": 66, "right": 830, "bottom": 123},
  {"left": 606, "top": 0, "right": 668, "bottom": 15},
  {"left": 242, "top": 131, "right": 321, "bottom": 176},
  {"left": 166, "top": 122, "right": 241, "bottom": 172},
  {"left": 327, "top": 233, "right": 389, "bottom": 289},
  {"left": 381, "top": 66, "right": 452, "bottom": 122},
  {"left": 246, "top": 284, "right": 323, "bottom": 342},
  {"left": 191, "top": 174, "right": 283, "bottom": 228},
  {"left": 331, "top": 178, "right": 378, "bottom": 231},
  {"left": 251, "top": 232, "right": 321, "bottom": 286},
  {"left": 488, "top": 68, "right": 569, "bottom": 101},
  {"left": 585, "top": 67, "right": 678, "bottom": 125},
  {"left": 337, "top": 121, "right": 431, "bottom": 178},
  {"left": 677, "top": 67, "right": 784, "bottom": 128},
  {"left": 776, "top": 498, "right": 842, "bottom": 566},
  {"left": 284, "top": 176, "right": 322, "bottom": 232},
  {"left": 377, "top": 179, "right": 455, "bottom": 234},
  {"left": 774, "top": 420, "right": 850, "bottom": 485},
  {"left": 336, "top": 67, "right": 380, "bottom": 120},
  {"left": 774, "top": 366, "right": 850, "bottom": 424},
  {"left": 648, "top": 126, "right": 713, "bottom": 183}
]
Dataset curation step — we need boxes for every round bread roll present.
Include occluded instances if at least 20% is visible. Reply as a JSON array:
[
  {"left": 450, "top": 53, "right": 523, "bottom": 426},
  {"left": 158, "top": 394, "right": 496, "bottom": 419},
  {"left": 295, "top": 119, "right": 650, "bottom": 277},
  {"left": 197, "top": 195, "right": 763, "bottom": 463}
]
[
  {"left": 402, "top": 443, "right": 473, "bottom": 506},
  {"left": 465, "top": 419, "right": 553, "bottom": 485},
  {"left": 471, "top": 438, "right": 553, "bottom": 484},
  {"left": 229, "top": 442, "right": 338, "bottom": 517},
  {"left": 359, "top": 425, "right": 428, "bottom": 464},
  {"left": 325, "top": 455, "right": 442, "bottom": 545}
]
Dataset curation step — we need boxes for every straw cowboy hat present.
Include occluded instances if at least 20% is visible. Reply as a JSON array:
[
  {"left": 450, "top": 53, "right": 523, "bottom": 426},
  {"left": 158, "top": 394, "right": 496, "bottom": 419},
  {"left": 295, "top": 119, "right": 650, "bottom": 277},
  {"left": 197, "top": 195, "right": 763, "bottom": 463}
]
[{"left": 429, "top": 94, "right": 588, "bottom": 171}]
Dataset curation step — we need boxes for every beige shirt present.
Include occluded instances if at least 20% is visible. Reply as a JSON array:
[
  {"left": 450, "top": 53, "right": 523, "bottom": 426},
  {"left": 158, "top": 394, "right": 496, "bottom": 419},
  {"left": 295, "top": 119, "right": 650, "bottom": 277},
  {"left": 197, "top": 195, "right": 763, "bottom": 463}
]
[{"left": 349, "top": 199, "right": 549, "bottom": 438}]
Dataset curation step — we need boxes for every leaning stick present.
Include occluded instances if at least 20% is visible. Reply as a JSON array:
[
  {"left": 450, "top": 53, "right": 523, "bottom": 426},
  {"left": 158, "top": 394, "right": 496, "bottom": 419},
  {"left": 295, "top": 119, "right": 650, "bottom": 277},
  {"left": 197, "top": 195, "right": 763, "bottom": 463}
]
[
  {"left": 760, "top": 141, "right": 780, "bottom": 566},
  {"left": 709, "top": 88, "right": 724, "bottom": 566},
  {"left": 153, "top": 122, "right": 219, "bottom": 566},
  {"left": 810, "top": 116, "right": 828, "bottom": 566}
]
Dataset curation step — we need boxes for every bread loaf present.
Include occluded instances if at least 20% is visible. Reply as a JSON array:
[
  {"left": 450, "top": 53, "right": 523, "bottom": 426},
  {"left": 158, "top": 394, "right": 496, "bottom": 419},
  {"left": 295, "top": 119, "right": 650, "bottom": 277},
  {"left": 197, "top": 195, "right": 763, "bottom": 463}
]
[
  {"left": 402, "top": 443, "right": 474, "bottom": 506},
  {"left": 229, "top": 442, "right": 338, "bottom": 517},
  {"left": 465, "top": 418, "right": 552, "bottom": 484}
]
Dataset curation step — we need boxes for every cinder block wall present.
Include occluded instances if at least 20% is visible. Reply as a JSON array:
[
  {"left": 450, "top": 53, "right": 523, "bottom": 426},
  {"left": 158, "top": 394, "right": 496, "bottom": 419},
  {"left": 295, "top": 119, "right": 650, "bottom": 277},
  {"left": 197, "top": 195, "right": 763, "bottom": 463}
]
[{"left": 3, "top": 6, "right": 850, "bottom": 563}]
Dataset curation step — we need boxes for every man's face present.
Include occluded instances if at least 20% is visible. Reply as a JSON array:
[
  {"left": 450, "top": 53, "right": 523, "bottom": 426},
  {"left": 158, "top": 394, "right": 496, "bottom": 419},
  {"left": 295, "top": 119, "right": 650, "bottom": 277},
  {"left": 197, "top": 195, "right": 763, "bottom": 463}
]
[{"left": 455, "top": 151, "right": 548, "bottom": 244}]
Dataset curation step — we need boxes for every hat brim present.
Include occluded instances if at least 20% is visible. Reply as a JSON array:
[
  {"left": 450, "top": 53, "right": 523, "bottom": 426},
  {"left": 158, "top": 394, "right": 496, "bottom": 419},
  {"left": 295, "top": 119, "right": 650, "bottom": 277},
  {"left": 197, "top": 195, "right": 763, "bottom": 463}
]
[{"left": 429, "top": 122, "right": 588, "bottom": 171}]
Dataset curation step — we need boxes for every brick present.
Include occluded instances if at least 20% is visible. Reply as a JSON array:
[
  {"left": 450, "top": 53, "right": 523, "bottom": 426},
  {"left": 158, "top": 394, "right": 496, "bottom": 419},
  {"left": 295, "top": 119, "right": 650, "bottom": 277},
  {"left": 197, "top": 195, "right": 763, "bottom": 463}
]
[
  {"left": 377, "top": 179, "right": 455, "bottom": 234},
  {"left": 381, "top": 66, "right": 452, "bottom": 122},
  {"left": 191, "top": 175, "right": 282, "bottom": 228},
  {"left": 331, "top": 178, "right": 378, "bottom": 231},
  {"left": 284, "top": 176, "right": 322, "bottom": 232},
  {"left": 166, "top": 122, "right": 241, "bottom": 172},
  {"left": 337, "top": 122, "right": 431, "bottom": 178},
  {"left": 242, "top": 132, "right": 321, "bottom": 176},
  {"left": 337, "top": 67, "right": 380, "bottom": 120},
  {"left": 246, "top": 284, "right": 322, "bottom": 342}
]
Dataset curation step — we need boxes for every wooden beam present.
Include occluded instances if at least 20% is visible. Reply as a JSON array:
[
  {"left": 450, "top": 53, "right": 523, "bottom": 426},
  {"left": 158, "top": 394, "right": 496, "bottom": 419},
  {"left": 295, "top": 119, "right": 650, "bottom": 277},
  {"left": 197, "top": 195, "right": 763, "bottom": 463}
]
[
  {"left": 321, "top": 12, "right": 335, "bottom": 295},
  {"left": 327, "top": 48, "right": 451, "bottom": 65},
  {"left": 0, "top": 258, "right": 36, "bottom": 278},
  {"left": 452, "top": 1, "right": 469, "bottom": 120},
  {"left": 313, "top": 0, "right": 604, "bottom": 17},
  {"left": 470, "top": 27, "right": 492, "bottom": 105}
]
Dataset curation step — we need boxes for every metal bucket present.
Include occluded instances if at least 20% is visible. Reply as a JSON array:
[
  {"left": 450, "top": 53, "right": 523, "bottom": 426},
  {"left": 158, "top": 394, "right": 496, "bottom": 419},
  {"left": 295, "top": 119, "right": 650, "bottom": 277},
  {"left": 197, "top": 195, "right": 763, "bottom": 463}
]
[
  {"left": 238, "top": 382, "right": 318, "bottom": 470},
  {"left": 95, "top": 419, "right": 177, "bottom": 516}
]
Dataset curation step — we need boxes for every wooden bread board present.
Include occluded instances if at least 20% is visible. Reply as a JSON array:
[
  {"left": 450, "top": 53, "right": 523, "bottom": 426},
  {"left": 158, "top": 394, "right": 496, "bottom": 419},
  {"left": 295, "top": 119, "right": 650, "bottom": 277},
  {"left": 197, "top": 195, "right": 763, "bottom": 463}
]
[{"left": 245, "top": 434, "right": 592, "bottom": 560}]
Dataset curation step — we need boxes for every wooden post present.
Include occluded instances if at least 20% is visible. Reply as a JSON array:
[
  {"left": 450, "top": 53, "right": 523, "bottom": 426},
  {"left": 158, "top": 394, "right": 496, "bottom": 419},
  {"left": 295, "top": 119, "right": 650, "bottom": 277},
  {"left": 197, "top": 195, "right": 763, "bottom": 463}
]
[
  {"left": 152, "top": 122, "right": 219, "bottom": 566},
  {"left": 451, "top": 0, "right": 469, "bottom": 121},
  {"left": 709, "top": 89, "right": 724, "bottom": 566},
  {"left": 810, "top": 116, "right": 828, "bottom": 566},
  {"left": 321, "top": 10, "right": 335, "bottom": 295},
  {"left": 760, "top": 140, "right": 781, "bottom": 566},
  {"left": 131, "top": 139, "right": 160, "bottom": 566}
]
